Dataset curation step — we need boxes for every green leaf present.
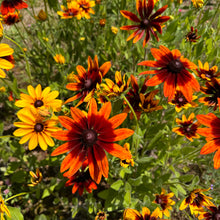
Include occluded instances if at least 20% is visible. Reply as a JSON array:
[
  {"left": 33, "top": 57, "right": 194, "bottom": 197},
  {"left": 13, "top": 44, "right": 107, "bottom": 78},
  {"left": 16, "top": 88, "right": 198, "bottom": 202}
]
[
  {"left": 6, "top": 207, "right": 24, "bottom": 220},
  {"left": 11, "top": 170, "right": 26, "bottom": 183},
  {"left": 179, "top": 174, "right": 194, "bottom": 183},
  {"left": 110, "top": 179, "right": 124, "bottom": 191},
  {"left": 137, "top": 157, "right": 154, "bottom": 164},
  {"left": 42, "top": 189, "right": 50, "bottom": 199},
  {"left": 34, "top": 214, "right": 48, "bottom": 220}
]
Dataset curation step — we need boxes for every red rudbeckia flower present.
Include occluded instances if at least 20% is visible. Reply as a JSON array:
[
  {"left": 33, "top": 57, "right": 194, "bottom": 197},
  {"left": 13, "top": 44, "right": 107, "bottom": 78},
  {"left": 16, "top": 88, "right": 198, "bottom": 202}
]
[
  {"left": 197, "top": 113, "right": 220, "bottom": 169},
  {"left": 120, "top": 0, "right": 170, "bottom": 47},
  {"left": 0, "top": 0, "right": 28, "bottom": 15},
  {"left": 138, "top": 45, "right": 200, "bottom": 102},
  {"left": 52, "top": 98, "right": 134, "bottom": 184}
]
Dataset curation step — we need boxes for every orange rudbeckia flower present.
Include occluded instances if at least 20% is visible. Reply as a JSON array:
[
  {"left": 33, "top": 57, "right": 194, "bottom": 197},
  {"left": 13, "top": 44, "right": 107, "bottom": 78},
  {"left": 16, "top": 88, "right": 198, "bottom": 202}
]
[
  {"left": 197, "top": 113, "right": 220, "bottom": 169},
  {"left": 0, "top": 0, "right": 28, "bottom": 15},
  {"left": 51, "top": 98, "right": 134, "bottom": 184},
  {"left": 138, "top": 45, "right": 200, "bottom": 102}
]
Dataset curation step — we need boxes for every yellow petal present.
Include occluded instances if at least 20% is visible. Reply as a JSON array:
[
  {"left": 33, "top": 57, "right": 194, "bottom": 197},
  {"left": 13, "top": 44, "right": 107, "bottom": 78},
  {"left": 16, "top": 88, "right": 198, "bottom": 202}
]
[
  {"left": 38, "top": 133, "right": 48, "bottom": 150},
  {"left": 0, "top": 68, "right": 6, "bottom": 78},
  {"left": 42, "top": 131, "right": 54, "bottom": 146},
  {"left": 27, "top": 85, "right": 37, "bottom": 99},
  {"left": 35, "top": 84, "right": 42, "bottom": 99},
  {"left": 13, "top": 128, "right": 33, "bottom": 137},
  {"left": 19, "top": 132, "right": 34, "bottom": 144},
  {"left": 0, "top": 44, "right": 14, "bottom": 57},
  {"left": 0, "top": 58, "right": 14, "bottom": 69},
  {"left": 28, "top": 133, "right": 38, "bottom": 150}
]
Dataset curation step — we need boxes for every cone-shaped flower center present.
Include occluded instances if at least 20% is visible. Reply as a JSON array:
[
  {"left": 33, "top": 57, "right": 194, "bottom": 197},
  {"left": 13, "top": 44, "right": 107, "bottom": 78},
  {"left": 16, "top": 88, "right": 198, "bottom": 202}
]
[
  {"left": 84, "top": 78, "right": 93, "bottom": 90},
  {"left": 82, "top": 129, "right": 97, "bottom": 146},
  {"left": 34, "top": 123, "right": 44, "bottom": 132},
  {"left": 214, "top": 213, "right": 220, "bottom": 220},
  {"left": 155, "top": 196, "right": 162, "bottom": 205},
  {"left": 178, "top": 97, "right": 184, "bottom": 103},
  {"left": 141, "top": 18, "right": 150, "bottom": 29},
  {"left": 34, "top": 100, "right": 44, "bottom": 108},
  {"left": 167, "top": 59, "right": 184, "bottom": 74}
]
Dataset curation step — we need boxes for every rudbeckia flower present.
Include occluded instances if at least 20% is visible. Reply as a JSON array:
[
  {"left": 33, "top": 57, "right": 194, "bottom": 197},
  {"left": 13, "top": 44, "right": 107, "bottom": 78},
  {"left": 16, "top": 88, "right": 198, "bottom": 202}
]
[
  {"left": 65, "top": 55, "right": 111, "bottom": 106},
  {"left": 120, "top": 0, "right": 170, "bottom": 47},
  {"left": 196, "top": 60, "right": 219, "bottom": 81},
  {"left": 179, "top": 188, "right": 214, "bottom": 216},
  {"left": 13, "top": 107, "right": 61, "bottom": 151},
  {"left": 0, "top": 43, "right": 14, "bottom": 78},
  {"left": 95, "top": 211, "right": 107, "bottom": 220},
  {"left": 198, "top": 205, "right": 220, "bottom": 220},
  {"left": 15, "top": 84, "right": 62, "bottom": 112},
  {"left": 57, "top": 1, "right": 80, "bottom": 19},
  {"left": 186, "top": 26, "right": 201, "bottom": 42},
  {"left": 64, "top": 160, "right": 97, "bottom": 195},
  {"left": 51, "top": 98, "right": 134, "bottom": 184},
  {"left": 172, "top": 113, "right": 200, "bottom": 142},
  {"left": 196, "top": 113, "right": 220, "bottom": 169},
  {"left": 53, "top": 54, "right": 65, "bottom": 64},
  {"left": 28, "top": 168, "right": 43, "bottom": 187},
  {"left": 120, "top": 143, "right": 134, "bottom": 168},
  {"left": 0, "top": 0, "right": 28, "bottom": 15},
  {"left": 138, "top": 45, "right": 200, "bottom": 102},
  {"left": 153, "top": 188, "right": 175, "bottom": 217},
  {"left": 191, "top": 0, "right": 204, "bottom": 8},
  {"left": 123, "top": 207, "right": 161, "bottom": 220},
  {"left": 76, "top": 0, "right": 95, "bottom": 19},
  {"left": 2, "top": 11, "right": 20, "bottom": 25},
  {"left": 199, "top": 78, "right": 220, "bottom": 111},
  {"left": 0, "top": 191, "right": 11, "bottom": 220},
  {"left": 169, "top": 90, "right": 198, "bottom": 112}
]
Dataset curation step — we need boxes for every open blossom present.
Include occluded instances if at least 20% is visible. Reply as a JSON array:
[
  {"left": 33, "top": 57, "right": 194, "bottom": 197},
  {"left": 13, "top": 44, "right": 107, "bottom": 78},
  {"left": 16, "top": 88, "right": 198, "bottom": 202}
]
[
  {"left": 120, "top": 0, "right": 170, "bottom": 47},
  {"left": 54, "top": 54, "right": 65, "bottom": 64},
  {"left": 52, "top": 98, "right": 134, "bottom": 184},
  {"left": 0, "top": 0, "right": 28, "bottom": 15}
]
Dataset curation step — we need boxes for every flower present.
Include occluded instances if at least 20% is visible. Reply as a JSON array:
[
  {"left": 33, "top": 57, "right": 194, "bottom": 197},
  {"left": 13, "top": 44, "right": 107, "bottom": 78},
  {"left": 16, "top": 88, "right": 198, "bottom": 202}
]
[
  {"left": 172, "top": 113, "right": 200, "bottom": 141},
  {"left": 111, "top": 26, "right": 118, "bottom": 34},
  {"left": 57, "top": 1, "right": 80, "bottom": 19},
  {"left": 199, "top": 78, "right": 220, "bottom": 111},
  {"left": 196, "top": 60, "right": 219, "bottom": 81},
  {"left": 0, "top": 86, "right": 6, "bottom": 93},
  {"left": 13, "top": 107, "right": 60, "bottom": 150},
  {"left": 2, "top": 11, "right": 20, "bottom": 25},
  {"left": 51, "top": 98, "right": 134, "bottom": 184},
  {"left": 138, "top": 45, "right": 200, "bottom": 102},
  {"left": 64, "top": 161, "right": 97, "bottom": 195},
  {"left": 169, "top": 90, "right": 198, "bottom": 112},
  {"left": 53, "top": 54, "right": 65, "bottom": 64},
  {"left": 76, "top": 0, "right": 95, "bottom": 19},
  {"left": 179, "top": 188, "right": 214, "bottom": 216},
  {"left": 123, "top": 207, "right": 161, "bottom": 220},
  {"left": 0, "top": 43, "right": 14, "bottom": 78},
  {"left": 120, "top": 0, "right": 170, "bottom": 47},
  {"left": 99, "top": 18, "right": 106, "bottom": 27},
  {"left": 186, "top": 26, "right": 201, "bottom": 42},
  {"left": 124, "top": 75, "right": 162, "bottom": 119},
  {"left": 43, "top": 37, "right": 49, "bottom": 42},
  {"left": 15, "top": 84, "right": 62, "bottom": 112},
  {"left": 0, "top": 0, "right": 28, "bottom": 15},
  {"left": 28, "top": 168, "right": 43, "bottom": 187},
  {"left": 198, "top": 205, "right": 220, "bottom": 220},
  {"left": 8, "top": 91, "right": 13, "bottom": 101},
  {"left": 97, "top": 71, "right": 130, "bottom": 102},
  {"left": 95, "top": 211, "right": 107, "bottom": 220},
  {"left": 196, "top": 113, "right": 220, "bottom": 169},
  {"left": 120, "top": 143, "right": 134, "bottom": 168},
  {"left": 65, "top": 55, "right": 111, "bottom": 106},
  {"left": 153, "top": 188, "right": 175, "bottom": 217},
  {"left": 0, "top": 191, "right": 11, "bottom": 220},
  {"left": 35, "top": 9, "right": 47, "bottom": 21},
  {"left": 192, "top": 0, "right": 204, "bottom": 8}
]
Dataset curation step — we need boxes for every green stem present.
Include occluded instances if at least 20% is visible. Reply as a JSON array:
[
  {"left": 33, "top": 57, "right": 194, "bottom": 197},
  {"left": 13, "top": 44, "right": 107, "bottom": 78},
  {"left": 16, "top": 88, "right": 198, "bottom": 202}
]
[
  {"left": 14, "top": 24, "right": 28, "bottom": 46},
  {"left": 0, "top": 135, "right": 14, "bottom": 138},
  {"left": 1, "top": 78, "right": 19, "bottom": 98},
  {"left": 5, "top": 192, "right": 28, "bottom": 202},
  {"left": 4, "top": 35, "right": 32, "bottom": 84}
]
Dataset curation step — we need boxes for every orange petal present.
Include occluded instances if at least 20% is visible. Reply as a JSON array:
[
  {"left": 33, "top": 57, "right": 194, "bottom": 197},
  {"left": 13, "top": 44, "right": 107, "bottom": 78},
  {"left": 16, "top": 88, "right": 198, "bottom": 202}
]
[
  {"left": 109, "top": 113, "right": 127, "bottom": 129},
  {"left": 200, "top": 140, "right": 220, "bottom": 154},
  {"left": 146, "top": 70, "right": 168, "bottom": 86},
  {"left": 213, "top": 150, "right": 220, "bottom": 169},
  {"left": 99, "top": 101, "right": 112, "bottom": 120},
  {"left": 51, "top": 141, "right": 80, "bottom": 156},
  {"left": 66, "top": 83, "right": 82, "bottom": 91}
]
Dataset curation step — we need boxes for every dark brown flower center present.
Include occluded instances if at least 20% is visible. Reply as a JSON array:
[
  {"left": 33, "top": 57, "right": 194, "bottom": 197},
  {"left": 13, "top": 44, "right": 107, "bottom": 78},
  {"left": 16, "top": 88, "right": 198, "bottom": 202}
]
[
  {"left": 34, "top": 100, "right": 44, "bottom": 108},
  {"left": 155, "top": 196, "right": 162, "bottom": 205},
  {"left": 82, "top": 129, "right": 97, "bottom": 146},
  {"left": 214, "top": 213, "right": 220, "bottom": 220},
  {"left": 34, "top": 123, "right": 44, "bottom": 132},
  {"left": 167, "top": 59, "right": 184, "bottom": 74},
  {"left": 141, "top": 18, "right": 150, "bottom": 29},
  {"left": 84, "top": 78, "right": 93, "bottom": 90}
]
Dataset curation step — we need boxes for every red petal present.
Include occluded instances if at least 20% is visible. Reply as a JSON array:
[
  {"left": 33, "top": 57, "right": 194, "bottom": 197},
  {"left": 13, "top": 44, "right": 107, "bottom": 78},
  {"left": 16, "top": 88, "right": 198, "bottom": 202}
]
[
  {"left": 88, "top": 98, "right": 97, "bottom": 129},
  {"left": 136, "top": 0, "right": 144, "bottom": 19},
  {"left": 120, "top": 10, "right": 141, "bottom": 23},
  {"left": 143, "top": 29, "right": 150, "bottom": 47},
  {"left": 197, "top": 113, "right": 219, "bottom": 128},
  {"left": 52, "top": 130, "right": 79, "bottom": 141},
  {"left": 138, "top": 60, "right": 162, "bottom": 67},
  {"left": 153, "top": 16, "right": 170, "bottom": 23},
  {"left": 145, "top": 0, "right": 154, "bottom": 17},
  {"left": 70, "top": 107, "right": 87, "bottom": 128},
  {"left": 150, "top": 5, "right": 168, "bottom": 19},
  {"left": 51, "top": 141, "right": 80, "bottom": 156},
  {"left": 163, "top": 73, "right": 176, "bottom": 101},
  {"left": 146, "top": 70, "right": 168, "bottom": 86},
  {"left": 58, "top": 116, "right": 82, "bottom": 132},
  {"left": 133, "top": 30, "right": 145, "bottom": 43},
  {"left": 120, "top": 25, "right": 140, "bottom": 30}
]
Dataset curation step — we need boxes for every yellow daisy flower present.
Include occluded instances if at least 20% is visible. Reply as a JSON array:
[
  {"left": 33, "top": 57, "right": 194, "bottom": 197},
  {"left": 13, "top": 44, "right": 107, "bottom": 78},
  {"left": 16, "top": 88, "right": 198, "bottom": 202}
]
[
  {"left": 76, "top": 0, "right": 95, "bottom": 19},
  {"left": 53, "top": 54, "right": 65, "bottom": 64},
  {"left": 191, "top": 0, "right": 204, "bottom": 8},
  {"left": 15, "top": 84, "right": 62, "bottom": 112},
  {"left": 13, "top": 107, "right": 60, "bottom": 151},
  {"left": 0, "top": 43, "right": 14, "bottom": 78},
  {"left": 28, "top": 168, "right": 43, "bottom": 187},
  {"left": 0, "top": 191, "right": 11, "bottom": 220},
  {"left": 111, "top": 26, "right": 118, "bottom": 34}
]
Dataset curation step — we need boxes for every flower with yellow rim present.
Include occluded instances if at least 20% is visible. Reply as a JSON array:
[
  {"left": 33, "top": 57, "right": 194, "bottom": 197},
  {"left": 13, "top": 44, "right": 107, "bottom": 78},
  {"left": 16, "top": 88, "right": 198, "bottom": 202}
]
[
  {"left": 196, "top": 60, "right": 219, "bottom": 81},
  {"left": 191, "top": 0, "right": 204, "bottom": 8},
  {"left": 54, "top": 54, "right": 65, "bottom": 64},
  {"left": 0, "top": 43, "right": 14, "bottom": 78},
  {"left": 153, "top": 188, "right": 175, "bottom": 218},
  {"left": 179, "top": 188, "right": 214, "bottom": 217},
  {"left": 0, "top": 0, "right": 28, "bottom": 15},
  {"left": 198, "top": 205, "right": 220, "bottom": 220},
  {"left": 28, "top": 168, "right": 43, "bottom": 187},
  {"left": 95, "top": 211, "right": 107, "bottom": 220},
  {"left": 15, "top": 84, "right": 62, "bottom": 112},
  {"left": 13, "top": 107, "right": 61, "bottom": 151},
  {"left": 123, "top": 207, "right": 161, "bottom": 220},
  {"left": 169, "top": 90, "right": 198, "bottom": 112},
  {"left": 120, "top": 143, "right": 134, "bottom": 168},
  {"left": 65, "top": 55, "right": 111, "bottom": 106},
  {"left": 76, "top": 0, "right": 95, "bottom": 19},
  {"left": 2, "top": 11, "right": 20, "bottom": 25},
  {"left": 172, "top": 113, "right": 200, "bottom": 142},
  {"left": 57, "top": 1, "right": 80, "bottom": 19},
  {"left": 0, "top": 191, "right": 11, "bottom": 220}
]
